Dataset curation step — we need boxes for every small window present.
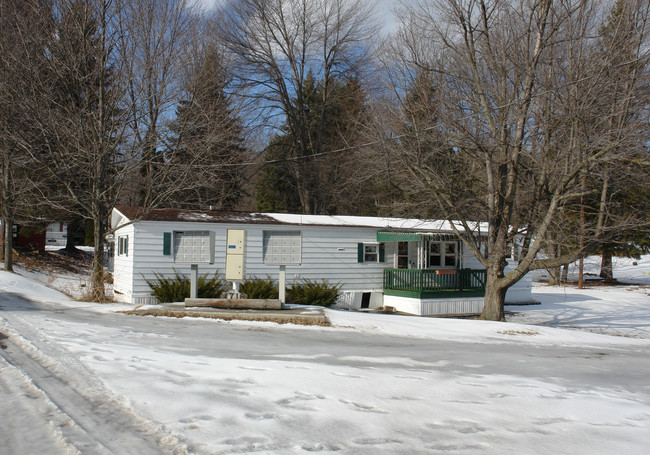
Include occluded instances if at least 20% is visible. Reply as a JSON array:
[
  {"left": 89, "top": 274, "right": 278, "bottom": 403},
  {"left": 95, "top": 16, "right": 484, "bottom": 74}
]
[
  {"left": 444, "top": 243, "right": 456, "bottom": 266},
  {"left": 429, "top": 241, "right": 457, "bottom": 268},
  {"left": 358, "top": 243, "right": 384, "bottom": 263},
  {"left": 117, "top": 235, "right": 128, "bottom": 256},
  {"left": 429, "top": 243, "right": 441, "bottom": 266},
  {"left": 365, "top": 244, "right": 378, "bottom": 262}
]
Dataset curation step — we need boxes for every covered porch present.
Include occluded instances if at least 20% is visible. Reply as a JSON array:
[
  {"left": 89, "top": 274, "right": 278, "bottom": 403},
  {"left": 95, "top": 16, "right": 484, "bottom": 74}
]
[{"left": 377, "top": 231, "right": 487, "bottom": 300}]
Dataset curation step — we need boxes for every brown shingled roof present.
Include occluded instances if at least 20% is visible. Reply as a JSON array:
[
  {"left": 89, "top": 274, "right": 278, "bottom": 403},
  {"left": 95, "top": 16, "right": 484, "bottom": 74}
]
[{"left": 114, "top": 206, "right": 283, "bottom": 225}]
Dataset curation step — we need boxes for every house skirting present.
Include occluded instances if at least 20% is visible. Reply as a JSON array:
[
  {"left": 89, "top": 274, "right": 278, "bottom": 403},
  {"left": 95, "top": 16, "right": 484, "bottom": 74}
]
[
  {"left": 384, "top": 295, "right": 484, "bottom": 316},
  {"left": 337, "top": 290, "right": 384, "bottom": 311}
]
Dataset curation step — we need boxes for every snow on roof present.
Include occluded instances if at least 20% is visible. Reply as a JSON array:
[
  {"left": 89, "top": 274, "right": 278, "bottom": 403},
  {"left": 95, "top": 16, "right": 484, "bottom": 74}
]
[{"left": 113, "top": 206, "right": 485, "bottom": 233}]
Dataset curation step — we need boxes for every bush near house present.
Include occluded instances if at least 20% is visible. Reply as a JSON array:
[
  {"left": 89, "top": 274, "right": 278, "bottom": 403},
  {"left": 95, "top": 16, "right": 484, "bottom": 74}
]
[
  {"left": 287, "top": 279, "right": 341, "bottom": 307},
  {"left": 240, "top": 276, "right": 279, "bottom": 299},
  {"left": 145, "top": 270, "right": 226, "bottom": 303}
]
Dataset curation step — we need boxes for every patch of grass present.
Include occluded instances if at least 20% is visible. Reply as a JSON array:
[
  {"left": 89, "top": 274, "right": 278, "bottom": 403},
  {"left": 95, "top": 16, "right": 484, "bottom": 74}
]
[
  {"left": 240, "top": 276, "right": 279, "bottom": 299},
  {"left": 498, "top": 329, "right": 539, "bottom": 336},
  {"left": 145, "top": 270, "right": 226, "bottom": 303},
  {"left": 121, "top": 309, "right": 331, "bottom": 326},
  {"left": 14, "top": 249, "right": 92, "bottom": 274},
  {"left": 287, "top": 279, "right": 341, "bottom": 307}
]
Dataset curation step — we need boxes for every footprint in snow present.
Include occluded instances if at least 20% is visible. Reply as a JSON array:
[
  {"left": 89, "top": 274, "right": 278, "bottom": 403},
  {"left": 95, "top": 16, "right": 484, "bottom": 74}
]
[
  {"left": 180, "top": 415, "right": 214, "bottom": 424},
  {"left": 395, "top": 375, "right": 425, "bottom": 381},
  {"left": 353, "top": 438, "right": 402, "bottom": 446},
  {"left": 428, "top": 419, "right": 487, "bottom": 434},
  {"left": 331, "top": 372, "right": 362, "bottom": 378},
  {"left": 339, "top": 399, "right": 387, "bottom": 414},
  {"left": 456, "top": 382, "right": 489, "bottom": 388},
  {"left": 301, "top": 442, "right": 343, "bottom": 452},
  {"left": 165, "top": 369, "right": 192, "bottom": 378},
  {"left": 239, "top": 366, "right": 269, "bottom": 371},
  {"left": 220, "top": 387, "right": 250, "bottom": 396},
  {"left": 276, "top": 392, "right": 325, "bottom": 411},
  {"left": 245, "top": 412, "right": 283, "bottom": 421}
]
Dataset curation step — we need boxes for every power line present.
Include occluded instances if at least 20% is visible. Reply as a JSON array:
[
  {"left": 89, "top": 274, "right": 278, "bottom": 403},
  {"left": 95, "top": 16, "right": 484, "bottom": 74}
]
[{"left": 147, "top": 57, "right": 647, "bottom": 170}]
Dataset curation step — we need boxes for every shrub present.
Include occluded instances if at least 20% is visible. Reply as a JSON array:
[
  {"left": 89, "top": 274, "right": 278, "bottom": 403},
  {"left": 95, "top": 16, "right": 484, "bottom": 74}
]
[
  {"left": 145, "top": 270, "right": 226, "bottom": 303},
  {"left": 240, "top": 276, "right": 279, "bottom": 299},
  {"left": 287, "top": 279, "right": 341, "bottom": 307}
]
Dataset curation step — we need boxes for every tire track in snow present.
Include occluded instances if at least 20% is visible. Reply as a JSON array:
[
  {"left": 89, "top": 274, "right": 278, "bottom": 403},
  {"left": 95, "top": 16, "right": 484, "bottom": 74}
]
[
  {"left": 0, "top": 310, "right": 190, "bottom": 455},
  {"left": 0, "top": 352, "right": 78, "bottom": 455}
]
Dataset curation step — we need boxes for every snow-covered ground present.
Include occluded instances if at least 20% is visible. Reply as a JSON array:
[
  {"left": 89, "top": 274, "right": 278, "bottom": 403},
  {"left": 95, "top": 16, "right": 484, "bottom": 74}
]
[
  {"left": 509, "top": 255, "right": 650, "bottom": 338},
  {"left": 0, "top": 254, "right": 649, "bottom": 454}
]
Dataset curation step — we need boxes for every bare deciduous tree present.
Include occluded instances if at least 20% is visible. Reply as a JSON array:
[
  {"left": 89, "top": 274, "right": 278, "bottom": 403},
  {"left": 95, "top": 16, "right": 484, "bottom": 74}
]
[
  {"left": 4, "top": 0, "right": 224, "bottom": 300},
  {"left": 0, "top": 0, "right": 54, "bottom": 271},
  {"left": 114, "top": 0, "right": 199, "bottom": 207},
  {"left": 218, "top": 0, "right": 378, "bottom": 214},
  {"left": 378, "top": 0, "right": 649, "bottom": 320}
]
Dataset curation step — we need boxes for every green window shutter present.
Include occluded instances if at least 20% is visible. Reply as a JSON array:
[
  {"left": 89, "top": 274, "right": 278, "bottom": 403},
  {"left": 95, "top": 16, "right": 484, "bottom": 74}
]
[
  {"left": 163, "top": 232, "right": 171, "bottom": 255},
  {"left": 358, "top": 243, "right": 364, "bottom": 262},
  {"left": 379, "top": 243, "right": 385, "bottom": 262}
]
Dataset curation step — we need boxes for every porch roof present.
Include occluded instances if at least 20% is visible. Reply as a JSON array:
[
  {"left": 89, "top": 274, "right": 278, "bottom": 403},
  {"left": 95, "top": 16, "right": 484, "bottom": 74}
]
[{"left": 376, "top": 231, "right": 459, "bottom": 242}]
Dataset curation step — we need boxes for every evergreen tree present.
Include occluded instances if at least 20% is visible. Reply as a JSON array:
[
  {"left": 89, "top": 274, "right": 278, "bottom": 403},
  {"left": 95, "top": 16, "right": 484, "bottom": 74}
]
[
  {"left": 166, "top": 44, "right": 248, "bottom": 210},
  {"left": 255, "top": 74, "right": 377, "bottom": 215},
  {"left": 0, "top": 0, "right": 54, "bottom": 270},
  {"left": 592, "top": 0, "right": 650, "bottom": 280}
]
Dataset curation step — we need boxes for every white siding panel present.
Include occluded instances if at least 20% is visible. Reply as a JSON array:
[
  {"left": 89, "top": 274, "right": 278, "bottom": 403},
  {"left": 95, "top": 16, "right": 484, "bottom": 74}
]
[
  {"left": 125, "top": 221, "right": 387, "bottom": 303},
  {"left": 112, "top": 224, "right": 135, "bottom": 302},
  {"left": 461, "top": 243, "right": 483, "bottom": 269},
  {"left": 504, "top": 261, "right": 533, "bottom": 303},
  {"left": 118, "top": 219, "right": 527, "bottom": 306},
  {"left": 384, "top": 295, "right": 484, "bottom": 316}
]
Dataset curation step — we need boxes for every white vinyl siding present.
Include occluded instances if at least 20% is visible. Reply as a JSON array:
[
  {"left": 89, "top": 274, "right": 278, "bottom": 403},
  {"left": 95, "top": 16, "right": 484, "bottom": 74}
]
[
  {"left": 112, "top": 223, "right": 135, "bottom": 302},
  {"left": 116, "top": 221, "right": 388, "bottom": 303}
]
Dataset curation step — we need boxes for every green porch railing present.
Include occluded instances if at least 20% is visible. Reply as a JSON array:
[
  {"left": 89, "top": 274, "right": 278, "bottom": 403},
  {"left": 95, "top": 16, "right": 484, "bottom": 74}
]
[{"left": 383, "top": 268, "right": 487, "bottom": 299}]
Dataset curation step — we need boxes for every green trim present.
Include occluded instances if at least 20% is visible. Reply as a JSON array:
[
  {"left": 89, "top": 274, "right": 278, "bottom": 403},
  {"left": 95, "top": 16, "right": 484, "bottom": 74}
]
[
  {"left": 377, "top": 232, "right": 422, "bottom": 242},
  {"left": 376, "top": 231, "right": 458, "bottom": 242},
  {"left": 357, "top": 243, "right": 364, "bottom": 262},
  {"left": 379, "top": 243, "right": 385, "bottom": 262},
  {"left": 383, "top": 268, "right": 486, "bottom": 298},
  {"left": 163, "top": 232, "right": 171, "bottom": 255}
]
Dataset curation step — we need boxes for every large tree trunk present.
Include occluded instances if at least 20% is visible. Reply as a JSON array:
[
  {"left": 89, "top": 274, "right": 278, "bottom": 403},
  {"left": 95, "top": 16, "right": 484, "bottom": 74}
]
[
  {"left": 480, "top": 264, "right": 507, "bottom": 322},
  {"left": 600, "top": 249, "right": 614, "bottom": 282},
  {"left": 0, "top": 220, "right": 4, "bottom": 262},
  {"left": 64, "top": 219, "right": 80, "bottom": 251},
  {"left": 548, "top": 245, "right": 562, "bottom": 285},
  {"left": 90, "top": 213, "right": 106, "bottom": 302},
  {"left": 3, "top": 217, "right": 13, "bottom": 272}
]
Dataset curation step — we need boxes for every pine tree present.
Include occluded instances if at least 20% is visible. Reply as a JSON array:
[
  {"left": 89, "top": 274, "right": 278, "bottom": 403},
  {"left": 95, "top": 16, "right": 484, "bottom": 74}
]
[
  {"left": 255, "top": 74, "right": 375, "bottom": 215},
  {"left": 166, "top": 44, "right": 248, "bottom": 210},
  {"left": 593, "top": 0, "right": 650, "bottom": 280}
]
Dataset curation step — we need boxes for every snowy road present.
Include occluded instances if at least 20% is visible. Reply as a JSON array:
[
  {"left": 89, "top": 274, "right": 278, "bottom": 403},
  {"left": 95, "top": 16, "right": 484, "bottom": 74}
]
[
  {"left": 1, "top": 274, "right": 650, "bottom": 454},
  {"left": 0, "top": 294, "right": 179, "bottom": 455}
]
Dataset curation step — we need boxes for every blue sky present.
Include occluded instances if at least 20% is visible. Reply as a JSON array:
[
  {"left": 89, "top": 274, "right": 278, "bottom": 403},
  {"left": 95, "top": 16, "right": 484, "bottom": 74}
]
[{"left": 193, "top": 0, "right": 398, "bottom": 34}]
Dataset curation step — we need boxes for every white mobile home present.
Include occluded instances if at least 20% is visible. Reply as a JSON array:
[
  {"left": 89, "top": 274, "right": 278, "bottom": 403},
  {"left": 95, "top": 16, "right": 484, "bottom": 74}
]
[{"left": 111, "top": 206, "right": 532, "bottom": 315}]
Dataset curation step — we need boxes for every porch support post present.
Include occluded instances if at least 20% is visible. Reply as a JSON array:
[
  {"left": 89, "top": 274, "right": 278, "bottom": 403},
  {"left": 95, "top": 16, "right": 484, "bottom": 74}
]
[{"left": 418, "top": 239, "right": 425, "bottom": 269}]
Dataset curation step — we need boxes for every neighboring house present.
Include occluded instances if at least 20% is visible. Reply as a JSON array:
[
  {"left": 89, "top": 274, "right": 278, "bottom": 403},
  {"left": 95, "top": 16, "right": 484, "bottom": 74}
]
[
  {"left": 46, "top": 223, "right": 68, "bottom": 246},
  {"left": 111, "top": 206, "right": 532, "bottom": 315},
  {"left": 0, "top": 221, "right": 46, "bottom": 251}
]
